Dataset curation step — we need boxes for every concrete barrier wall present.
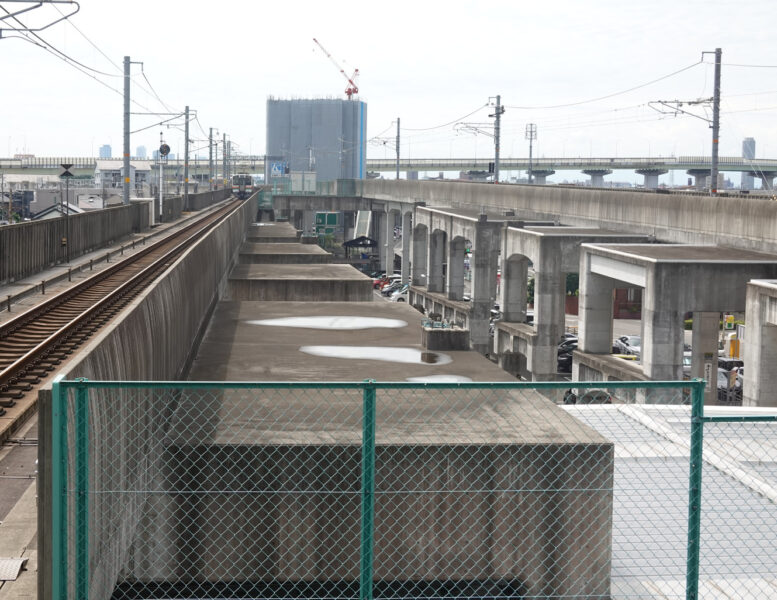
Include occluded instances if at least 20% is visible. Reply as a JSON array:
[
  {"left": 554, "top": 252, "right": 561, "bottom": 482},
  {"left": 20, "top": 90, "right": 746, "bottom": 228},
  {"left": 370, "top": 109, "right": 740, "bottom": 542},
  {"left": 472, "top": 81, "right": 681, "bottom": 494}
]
[
  {"left": 160, "top": 195, "right": 184, "bottom": 222},
  {"left": 184, "top": 188, "right": 232, "bottom": 212},
  {"left": 357, "top": 179, "right": 777, "bottom": 254},
  {"left": 37, "top": 199, "right": 252, "bottom": 600},
  {"left": 0, "top": 202, "right": 149, "bottom": 284}
]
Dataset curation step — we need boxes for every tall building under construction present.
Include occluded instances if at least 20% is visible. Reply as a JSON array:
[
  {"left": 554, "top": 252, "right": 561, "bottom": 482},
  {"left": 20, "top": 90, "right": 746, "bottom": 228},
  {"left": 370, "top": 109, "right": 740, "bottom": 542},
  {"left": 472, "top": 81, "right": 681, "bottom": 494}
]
[{"left": 266, "top": 98, "right": 367, "bottom": 182}]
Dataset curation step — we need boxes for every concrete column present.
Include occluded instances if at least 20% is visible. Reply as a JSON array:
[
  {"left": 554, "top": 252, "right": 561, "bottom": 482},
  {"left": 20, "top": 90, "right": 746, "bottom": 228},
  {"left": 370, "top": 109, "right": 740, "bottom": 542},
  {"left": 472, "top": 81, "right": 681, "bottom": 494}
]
[
  {"left": 687, "top": 169, "right": 711, "bottom": 191},
  {"left": 447, "top": 237, "right": 466, "bottom": 300},
  {"left": 641, "top": 287, "right": 684, "bottom": 382},
  {"left": 533, "top": 265, "right": 566, "bottom": 381},
  {"left": 530, "top": 169, "right": 555, "bottom": 185},
  {"left": 577, "top": 263, "right": 614, "bottom": 354},
  {"left": 636, "top": 168, "right": 668, "bottom": 189},
  {"left": 743, "top": 283, "right": 777, "bottom": 407},
  {"left": 375, "top": 211, "right": 387, "bottom": 271},
  {"left": 471, "top": 218, "right": 500, "bottom": 355},
  {"left": 582, "top": 169, "right": 612, "bottom": 187},
  {"left": 691, "top": 311, "right": 721, "bottom": 405},
  {"left": 386, "top": 209, "right": 396, "bottom": 273},
  {"left": 428, "top": 231, "right": 446, "bottom": 293},
  {"left": 302, "top": 210, "right": 315, "bottom": 236},
  {"left": 412, "top": 226, "right": 428, "bottom": 286},
  {"left": 501, "top": 255, "right": 528, "bottom": 322},
  {"left": 401, "top": 211, "right": 412, "bottom": 284},
  {"left": 755, "top": 171, "right": 777, "bottom": 191}
]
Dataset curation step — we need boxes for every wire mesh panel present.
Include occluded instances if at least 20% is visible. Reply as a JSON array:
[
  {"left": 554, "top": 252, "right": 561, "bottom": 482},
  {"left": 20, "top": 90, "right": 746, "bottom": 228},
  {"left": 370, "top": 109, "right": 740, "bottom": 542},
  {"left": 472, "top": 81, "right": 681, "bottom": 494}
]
[
  {"left": 696, "top": 415, "right": 777, "bottom": 599},
  {"left": 52, "top": 380, "right": 710, "bottom": 600}
]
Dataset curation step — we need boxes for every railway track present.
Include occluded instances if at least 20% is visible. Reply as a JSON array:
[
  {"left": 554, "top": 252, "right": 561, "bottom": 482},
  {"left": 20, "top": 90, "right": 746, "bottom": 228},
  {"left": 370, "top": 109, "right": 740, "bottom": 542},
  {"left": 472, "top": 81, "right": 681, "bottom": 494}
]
[{"left": 0, "top": 197, "right": 244, "bottom": 418}]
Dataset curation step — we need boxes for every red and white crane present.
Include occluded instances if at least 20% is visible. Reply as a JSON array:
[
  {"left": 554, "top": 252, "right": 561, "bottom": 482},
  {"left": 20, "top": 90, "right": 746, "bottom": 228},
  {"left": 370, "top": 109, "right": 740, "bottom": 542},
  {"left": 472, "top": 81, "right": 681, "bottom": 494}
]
[{"left": 312, "top": 38, "right": 359, "bottom": 100}]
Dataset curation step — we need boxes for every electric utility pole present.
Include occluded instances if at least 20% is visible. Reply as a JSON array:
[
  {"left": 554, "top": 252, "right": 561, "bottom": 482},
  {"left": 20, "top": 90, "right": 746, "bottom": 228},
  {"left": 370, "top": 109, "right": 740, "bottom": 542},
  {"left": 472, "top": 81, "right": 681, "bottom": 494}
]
[
  {"left": 184, "top": 106, "right": 190, "bottom": 207},
  {"left": 526, "top": 124, "right": 537, "bottom": 184},
  {"left": 489, "top": 95, "right": 505, "bottom": 183},
  {"left": 123, "top": 56, "right": 130, "bottom": 205},
  {"left": 710, "top": 47, "right": 722, "bottom": 195},
  {"left": 222, "top": 133, "right": 227, "bottom": 186},
  {"left": 396, "top": 117, "right": 400, "bottom": 180},
  {"left": 209, "top": 128, "right": 214, "bottom": 191}
]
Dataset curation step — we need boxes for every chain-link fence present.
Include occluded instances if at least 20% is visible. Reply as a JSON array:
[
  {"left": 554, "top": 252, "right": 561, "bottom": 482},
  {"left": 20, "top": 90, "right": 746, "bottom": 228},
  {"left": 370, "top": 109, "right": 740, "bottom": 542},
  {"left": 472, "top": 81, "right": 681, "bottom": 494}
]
[{"left": 48, "top": 378, "right": 777, "bottom": 600}]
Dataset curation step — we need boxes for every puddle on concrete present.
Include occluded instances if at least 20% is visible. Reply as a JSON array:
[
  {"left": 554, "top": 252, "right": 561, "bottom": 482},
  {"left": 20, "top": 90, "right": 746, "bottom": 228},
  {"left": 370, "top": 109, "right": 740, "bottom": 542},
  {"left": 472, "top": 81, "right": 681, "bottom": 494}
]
[
  {"left": 406, "top": 375, "right": 473, "bottom": 383},
  {"left": 248, "top": 316, "right": 407, "bottom": 330},
  {"left": 251, "top": 223, "right": 273, "bottom": 226},
  {"left": 300, "top": 346, "right": 452, "bottom": 365}
]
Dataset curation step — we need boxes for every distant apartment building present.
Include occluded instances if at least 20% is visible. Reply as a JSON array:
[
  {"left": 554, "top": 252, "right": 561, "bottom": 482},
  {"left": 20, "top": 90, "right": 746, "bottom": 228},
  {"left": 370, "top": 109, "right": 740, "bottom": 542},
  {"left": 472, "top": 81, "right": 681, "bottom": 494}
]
[
  {"left": 742, "top": 137, "right": 755, "bottom": 190},
  {"left": 136, "top": 145, "right": 147, "bottom": 159},
  {"left": 99, "top": 144, "right": 112, "bottom": 159}
]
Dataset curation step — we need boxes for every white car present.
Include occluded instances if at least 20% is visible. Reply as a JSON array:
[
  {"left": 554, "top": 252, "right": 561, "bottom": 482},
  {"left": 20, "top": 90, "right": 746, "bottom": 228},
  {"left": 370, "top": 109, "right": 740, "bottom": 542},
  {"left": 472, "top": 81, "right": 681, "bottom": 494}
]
[{"left": 390, "top": 289, "right": 408, "bottom": 302}]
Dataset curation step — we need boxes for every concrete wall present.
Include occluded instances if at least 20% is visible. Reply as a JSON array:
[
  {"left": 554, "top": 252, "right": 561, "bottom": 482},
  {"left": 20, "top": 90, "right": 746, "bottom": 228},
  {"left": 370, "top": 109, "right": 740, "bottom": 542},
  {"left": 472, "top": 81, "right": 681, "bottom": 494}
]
[
  {"left": 118, "top": 441, "right": 613, "bottom": 600},
  {"left": 160, "top": 195, "right": 184, "bottom": 222},
  {"left": 356, "top": 179, "right": 777, "bottom": 254},
  {"left": 37, "top": 199, "right": 253, "bottom": 600},
  {"left": 184, "top": 188, "right": 232, "bottom": 212},
  {"left": 226, "top": 276, "right": 373, "bottom": 302},
  {"left": 0, "top": 202, "right": 149, "bottom": 284}
]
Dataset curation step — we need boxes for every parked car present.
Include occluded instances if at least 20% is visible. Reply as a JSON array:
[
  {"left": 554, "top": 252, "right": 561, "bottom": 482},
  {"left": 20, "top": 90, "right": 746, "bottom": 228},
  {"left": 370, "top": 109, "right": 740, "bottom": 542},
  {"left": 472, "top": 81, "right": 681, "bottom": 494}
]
[
  {"left": 391, "top": 290, "right": 409, "bottom": 302},
  {"left": 717, "top": 367, "right": 743, "bottom": 404},
  {"left": 558, "top": 337, "right": 578, "bottom": 354},
  {"left": 381, "top": 281, "right": 404, "bottom": 296},
  {"left": 718, "top": 357, "right": 744, "bottom": 372},
  {"left": 614, "top": 335, "right": 641, "bottom": 356},
  {"left": 557, "top": 351, "right": 574, "bottom": 373}
]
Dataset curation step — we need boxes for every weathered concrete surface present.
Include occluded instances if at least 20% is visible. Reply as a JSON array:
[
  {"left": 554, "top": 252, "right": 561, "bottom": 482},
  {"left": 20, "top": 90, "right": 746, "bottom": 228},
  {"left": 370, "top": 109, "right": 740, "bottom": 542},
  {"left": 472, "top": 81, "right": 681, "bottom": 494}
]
[
  {"left": 356, "top": 179, "right": 777, "bottom": 254},
  {"left": 37, "top": 199, "right": 253, "bottom": 600},
  {"left": 226, "top": 264, "right": 373, "bottom": 302},
  {"left": 238, "top": 242, "right": 332, "bottom": 264},
  {"left": 247, "top": 221, "right": 301, "bottom": 243},
  {"left": 578, "top": 243, "right": 777, "bottom": 385},
  {"left": 116, "top": 300, "right": 615, "bottom": 600},
  {"left": 422, "top": 326, "right": 470, "bottom": 350},
  {"left": 744, "top": 280, "right": 777, "bottom": 406}
]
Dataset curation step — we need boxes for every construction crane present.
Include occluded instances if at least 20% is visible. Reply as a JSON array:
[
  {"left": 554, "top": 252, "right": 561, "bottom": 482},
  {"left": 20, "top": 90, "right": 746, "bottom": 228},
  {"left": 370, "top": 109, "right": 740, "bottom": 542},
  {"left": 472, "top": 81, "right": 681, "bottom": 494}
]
[{"left": 313, "top": 38, "right": 359, "bottom": 100}]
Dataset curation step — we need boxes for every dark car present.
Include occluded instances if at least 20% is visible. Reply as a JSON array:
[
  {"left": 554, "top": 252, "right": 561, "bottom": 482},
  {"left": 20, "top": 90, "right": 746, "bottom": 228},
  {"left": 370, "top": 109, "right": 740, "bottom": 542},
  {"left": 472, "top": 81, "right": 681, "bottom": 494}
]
[
  {"left": 563, "top": 389, "right": 616, "bottom": 404},
  {"left": 717, "top": 367, "right": 743, "bottom": 404},
  {"left": 558, "top": 337, "right": 578, "bottom": 354},
  {"left": 557, "top": 351, "right": 573, "bottom": 373}
]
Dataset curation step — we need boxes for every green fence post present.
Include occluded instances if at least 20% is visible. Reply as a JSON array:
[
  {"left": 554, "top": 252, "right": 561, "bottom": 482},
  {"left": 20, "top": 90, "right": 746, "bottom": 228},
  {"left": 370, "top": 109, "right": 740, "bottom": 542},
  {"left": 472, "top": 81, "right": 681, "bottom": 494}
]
[
  {"left": 360, "top": 381, "right": 377, "bottom": 600},
  {"left": 51, "top": 375, "right": 67, "bottom": 600},
  {"left": 75, "top": 379, "right": 90, "bottom": 600},
  {"left": 686, "top": 379, "right": 705, "bottom": 600}
]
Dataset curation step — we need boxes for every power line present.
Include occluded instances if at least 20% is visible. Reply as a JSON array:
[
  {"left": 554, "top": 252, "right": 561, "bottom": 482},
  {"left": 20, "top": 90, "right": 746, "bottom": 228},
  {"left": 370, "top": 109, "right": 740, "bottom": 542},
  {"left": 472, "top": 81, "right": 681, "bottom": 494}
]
[
  {"left": 505, "top": 60, "right": 703, "bottom": 110},
  {"left": 51, "top": 0, "right": 121, "bottom": 73},
  {"left": 402, "top": 104, "right": 488, "bottom": 131}
]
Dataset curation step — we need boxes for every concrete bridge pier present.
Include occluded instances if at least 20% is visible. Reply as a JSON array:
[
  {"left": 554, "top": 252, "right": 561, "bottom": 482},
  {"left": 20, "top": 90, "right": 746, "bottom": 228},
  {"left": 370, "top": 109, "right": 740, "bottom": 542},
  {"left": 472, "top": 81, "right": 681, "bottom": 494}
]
[
  {"left": 412, "top": 223, "right": 428, "bottom": 286},
  {"left": 574, "top": 268, "right": 615, "bottom": 381},
  {"left": 687, "top": 169, "right": 711, "bottom": 191},
  {"left": 470, "top": 216, "right": 501, "bottom": 354},
  {"left": 447, "top": 236, "right": 467, "bottom": 300},
  {"left": 401, "top": 210, "right": 412, "bottom": 284},
  {"left": 636, "top": 168, "right": 668, "bottom": 189},
  {"left": 744, "top": 280, "right": 777, "bottom": 406},
  {"left": 375, "top": 210, "right": 388, "bottom": 271},
  {"left": 428, "top": 230, "right": 447, "bottom": 293},
  {"left": 691, "top": 311, "right": 722, "bottom": 405},
  {"left": 533, "top": 266, "right": 567, "bottom": 381},
  {"left": 529, "top": 169, "right": 555, "bottom": 185},
  {"left": 386, "top": 208, "right": 400, "bottom": 272},
  {"left": 750, "top": 170, "right": 777, "bottom": 191},
  {"left": 500, "top": 255, "right": 529, "bottom": 322},
  {"left": 582, "top": 169, "right": 612, "bottom": 187}
]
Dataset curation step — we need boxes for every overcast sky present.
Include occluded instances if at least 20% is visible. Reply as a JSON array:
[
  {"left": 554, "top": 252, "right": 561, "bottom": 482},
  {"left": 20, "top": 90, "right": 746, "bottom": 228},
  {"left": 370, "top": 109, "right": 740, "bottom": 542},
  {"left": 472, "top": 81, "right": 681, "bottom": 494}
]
[{"left": 2, "top": 0, "right": 776, "bottom": 182}]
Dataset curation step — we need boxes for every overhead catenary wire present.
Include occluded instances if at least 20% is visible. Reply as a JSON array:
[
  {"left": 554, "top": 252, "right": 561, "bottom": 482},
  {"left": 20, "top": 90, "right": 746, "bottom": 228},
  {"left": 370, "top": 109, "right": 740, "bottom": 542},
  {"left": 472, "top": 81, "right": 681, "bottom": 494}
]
[
  {"left": 401, "top": 104, "right": 489, "bottom": 131},
  {"left": 505, "top": 60, "right": 703, "bottom": 110}
]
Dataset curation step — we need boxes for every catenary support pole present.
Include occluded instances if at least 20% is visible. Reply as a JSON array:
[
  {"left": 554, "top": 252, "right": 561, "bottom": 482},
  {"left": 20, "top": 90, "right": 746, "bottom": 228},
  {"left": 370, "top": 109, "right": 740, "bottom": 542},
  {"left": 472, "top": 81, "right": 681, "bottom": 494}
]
[
  {"left": 710, "top": 48, "right": 722, "bottom": 196},
  {"left": 123, "top": 56, "right": 130, "bottom": 205},
  {"left": 209, "top": 128, "right": 214, "bottom": 192},
  {"left": 184, "top": 106, "right": 190, "bottom": 208},
  {"left": 396, "top": 117, "right": 400, "bottom": 180}
]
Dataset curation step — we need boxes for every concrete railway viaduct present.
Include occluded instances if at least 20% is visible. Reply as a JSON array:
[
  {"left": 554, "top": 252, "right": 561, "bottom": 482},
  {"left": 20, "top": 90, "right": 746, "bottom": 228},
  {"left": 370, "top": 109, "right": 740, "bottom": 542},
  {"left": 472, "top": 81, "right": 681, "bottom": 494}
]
[{"left": 1, "top": 179, "right": 777, "bottom": 598}]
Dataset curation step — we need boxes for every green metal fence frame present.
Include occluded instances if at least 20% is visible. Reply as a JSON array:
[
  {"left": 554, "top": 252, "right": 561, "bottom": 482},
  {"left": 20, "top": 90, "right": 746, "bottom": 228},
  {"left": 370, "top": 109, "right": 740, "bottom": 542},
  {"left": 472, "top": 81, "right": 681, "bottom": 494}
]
[{"left": 51, "top": 376, "right": 710, "bottom": 600}]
